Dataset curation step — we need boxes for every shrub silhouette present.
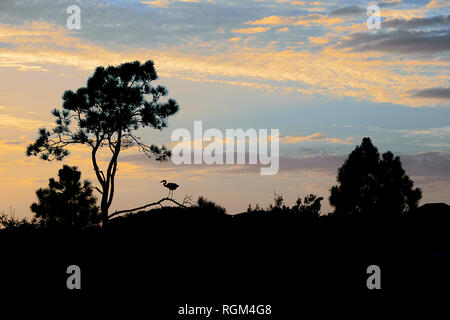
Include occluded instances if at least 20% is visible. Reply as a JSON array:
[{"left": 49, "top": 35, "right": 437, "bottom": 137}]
[
  {"left": 291, "top": 194, "right": 323, "bottom": 218},
  {"left": 267, "top": 193, "right": 288, "bottom": 213},
  {"left": 0, "top": 208, "right": 39, "bottom": 231},
  {"left": 248, "top": 193, "right": 323, "bottom": 217},
  {"left": 196, "top": 196, "right": 226, "bottom": 216},
  {"left": 26, "top": 60, "right": 179, "bottom": 225},
  {"left": 30, "top": 165, "right": 99, "bottom": 229},
  {"left": 329, "top": 137, "right": 422, "bottom": 216}
]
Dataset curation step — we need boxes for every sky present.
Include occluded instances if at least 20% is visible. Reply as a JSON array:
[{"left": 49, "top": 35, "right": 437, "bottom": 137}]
[{"left": 0, "top": 0, "right": 449, "bottom": 217}]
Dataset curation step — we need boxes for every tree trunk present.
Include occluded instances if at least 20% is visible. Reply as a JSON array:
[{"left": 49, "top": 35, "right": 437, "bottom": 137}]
[
  {"left": 91, "top": 131, "right": 121, "bottom": 226},
  {"left": 100, "top": 186, "right": 110, "bottom": 226}
]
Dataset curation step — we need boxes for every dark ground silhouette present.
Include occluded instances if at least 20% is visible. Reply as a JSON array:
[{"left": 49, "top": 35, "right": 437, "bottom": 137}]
[
  {"left": 2, "top": 139, "right": 449, "bottom": 313},
  {"left": 1, "top": 201, "right": 449, "bottom": 312}
]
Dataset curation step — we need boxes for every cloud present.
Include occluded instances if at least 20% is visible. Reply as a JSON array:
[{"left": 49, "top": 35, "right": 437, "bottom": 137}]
[
  {"left": 1, "top": 20, "right": 446, "bottom": 107},
  {"left": 227, "top": 37, "right": 242, "bottom": 42},
  {"left": 141, "top": 0, "right": 200, "bottom": 8},
  {"left": 276, "top": 27, "right": 290, "bottom": 33},
  {"left": 425, "top": 0, "right": 450, "bottom": 9},
  {"left": 384, "top": 15, "right": 450, "bottom": 28},
  {"left": 119, "top": 152, "right": 345, "bottom": 176},
  {"left": 402, "top": 151, "right": 450, "bottom": 178},
  {"left": 246, "top": 15, "right": 292, "bottom": 26},
  {"left": 0, "top": 114, "right": 49, "bottom": 130},
  {"left": 245, "top": 14, "right": 344, "bottom": 27},
  {"left": 141, "top": 0, "right": 170, "bottom": 7},
  {"left": 308, "top": 36, "right": 329, "bottom": 44},
  {"left": 290, "top": 1, "right": 327, "bottom": 5},
  {"left": 368, "top": 125, "right": 450, "bottom": 151},
  {"left": 277, "top": 152, "right": 450, "bottom": 199},
  {"left": 280, "top": 133, "right": 352, "bottom": 144},
  {"left": 277, "top": 155, "right": 344, "bottom": 173},
  {"left": 329, "top": 5, "right": 364, "bottom": 16},
  {"left": 378, "top": 1, "right": 402, "bottom": 8},
  {"left": 148, "top": 150, "right": 450, "bottom": 181},
  {"left": 231, "top": 27, "right": 271, "bottom": 34},
  {"left": 411, "top": 87, "right": 450, "bottom": 99},
  {"left": 338, "top": 30, "right": 450, "bottom": 54},
  {"left": 0, "top": 10, "right": 448, "bottom": 108},
  {"left": 226, "top": 151, "right": 450, "bottom": 181}
]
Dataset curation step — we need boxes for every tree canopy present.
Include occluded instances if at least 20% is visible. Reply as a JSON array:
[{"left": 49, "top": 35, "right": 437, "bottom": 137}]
[
  {"left": 26, "top": 60, "right": 179, "bottom": 224},
  {"left": 329, "top": 137, "right": 422, "bottom": 216},
  {"left": 30, "top": 165, "right": 99, "bottom": 229}
]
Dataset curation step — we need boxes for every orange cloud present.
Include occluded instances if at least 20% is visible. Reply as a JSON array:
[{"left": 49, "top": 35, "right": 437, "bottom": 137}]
[
  {"left": 141, "top": 0, "right": 170, "bottom": 8},
  {"left": 0, "top": 112, "right": 51, "bottom": 130},
  {"left": 231, "top": 27, "right": 271, "bottom": 34},
  {"left": 280, "top": 133, "right": 353, "bottom": 144},
  {"left": 246, "top": 14, "right": 344, "bottom": 27},
  {"left": 246, "top": 15, "right": 294, "bottom": 26},
  {"left": 308, "top": 36, "right": 329, "bottom": 44},
  {"left": 276, "top": 27, "right": 290, "bottom": 33},
  {"left": 425, "top": 0, "right": 449, "bottom": 9},
  {"left": 0, "top": 21, "right": 448, "bottom": 108},
  {"left": 291, "top": 1, "right": 326, "bottom": 5}
]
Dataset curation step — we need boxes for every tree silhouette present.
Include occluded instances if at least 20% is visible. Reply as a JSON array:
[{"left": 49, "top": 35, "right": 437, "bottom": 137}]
[
  {"left": 196, "top": 196, "right": 226, "bottom": 216},
  {"left": 291, "top": 194, "right": 323, "bottom": 218},
  {"left": 26, "top": 60, "right": 179, "bottom": 224},
  {"left": 30, "top": 165, "right": 99, "bottom": 229},
  {"left": 329, "top": 137, "right": 422, "bottom": 216}
]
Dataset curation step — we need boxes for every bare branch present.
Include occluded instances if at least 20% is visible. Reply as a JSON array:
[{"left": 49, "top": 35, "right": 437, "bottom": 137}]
[
  {"left": 108, "top": 197, "right": 188, "bottom": 219},
  {"left": 182, "top": 194, "right": 194, "bottom": 206},
  {"left": 93, "top": 186, "right": 103, "bottom": 195},
  {"left": 99, "top": 171, "right": 106, "bottom": 182}
]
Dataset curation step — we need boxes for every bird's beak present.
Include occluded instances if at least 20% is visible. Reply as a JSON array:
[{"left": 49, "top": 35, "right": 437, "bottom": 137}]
[{"left": 160, "top": 180, "right": 164, "bottom": 183}]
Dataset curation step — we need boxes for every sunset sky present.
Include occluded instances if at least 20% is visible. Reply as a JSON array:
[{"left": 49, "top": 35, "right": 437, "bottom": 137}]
[{"left": 1, "top": 0, "right": 449, "bottom": 217}]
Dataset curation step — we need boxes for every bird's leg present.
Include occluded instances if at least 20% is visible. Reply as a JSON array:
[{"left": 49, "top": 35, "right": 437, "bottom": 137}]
[{"left": 167, "top": 190, "right": 170, "bottom": 198}]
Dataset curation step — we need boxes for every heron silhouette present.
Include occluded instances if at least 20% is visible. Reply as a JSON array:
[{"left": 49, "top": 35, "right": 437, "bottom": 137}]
[{"left": 160, "top": 180, "right": 179, "bottom": 198}]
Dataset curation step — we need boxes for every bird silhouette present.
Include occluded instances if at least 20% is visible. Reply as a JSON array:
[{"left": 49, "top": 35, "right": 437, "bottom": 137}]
[{"left": 160, "top": 180, "right": 179, "bottom": 198}]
